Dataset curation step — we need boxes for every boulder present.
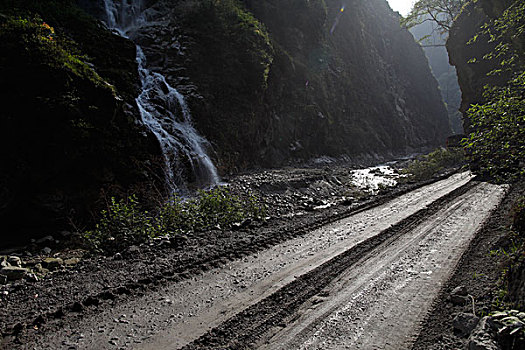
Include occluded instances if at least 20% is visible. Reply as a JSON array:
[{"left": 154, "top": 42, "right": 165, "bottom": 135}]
[
  {"left": 468, "top": 316, "right": 501, "bottom": 350},
  {"left": 453, "top": 312, "right": 480, "bottom": 336},
  {"left": 0, "top": 266, "right": 30, "bottom": 281}
]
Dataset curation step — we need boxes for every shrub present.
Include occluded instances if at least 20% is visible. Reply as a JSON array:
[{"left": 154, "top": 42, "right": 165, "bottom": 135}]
[
  {"left": 83, "top": 188, "right": 266, "bottom": 254},
  {"left": 401, "top": 148, "right": 465, "bottom": 182},
  {"left": 83, "top": 196, "right": 156, "bottom": 254}
]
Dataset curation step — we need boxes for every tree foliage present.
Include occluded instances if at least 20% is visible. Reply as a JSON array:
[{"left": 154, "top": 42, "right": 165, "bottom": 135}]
[
  {"left": 402, "top": 0, "right": 468, "bottom": 35},
  {"left": 463, "top": 1, "right": 525, "bottom": 182}
]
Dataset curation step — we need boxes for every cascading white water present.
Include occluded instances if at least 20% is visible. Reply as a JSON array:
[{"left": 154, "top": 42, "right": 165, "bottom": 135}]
[{"left": 103, "top": 0, "right": 219, "bottom": 192}]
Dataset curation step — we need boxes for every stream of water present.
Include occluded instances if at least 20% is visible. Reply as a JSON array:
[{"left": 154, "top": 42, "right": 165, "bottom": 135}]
[{"left": 103, "top": 0, "right": 219, "bottom": 193}]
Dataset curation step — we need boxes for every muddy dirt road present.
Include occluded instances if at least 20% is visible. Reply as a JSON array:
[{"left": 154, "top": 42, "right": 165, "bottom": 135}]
[{"left": 18, "top": 172, "right": 507, "bottom": 349}]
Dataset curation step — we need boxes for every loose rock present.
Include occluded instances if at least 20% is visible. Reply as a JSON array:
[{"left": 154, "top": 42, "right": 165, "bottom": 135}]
[
  {"left": 41, "top": 257, "right": 64, "bottom": 270},
  {"left": 0, "top": 256, "right": 8, "bottom": 269},
  {"left": 468, "top": 317, "right": 500, "bottom": 350},
  {"left": 450, "top": 285, "right": 469, "bottom": 305},
  {"left": 64, "top": 258, "right": 80, "bottom": 266},
  {"left": 25, "top": 273, "right": 39, "bottom": 282},
  {"left": 453, "top": 312, "right": 480, "bottom": 336},
  {"left": 7, "top": 256, "right": 22, "bottom": 267},
  {"left": 0, "top": 266, "right": 30, "bottom": 281}
]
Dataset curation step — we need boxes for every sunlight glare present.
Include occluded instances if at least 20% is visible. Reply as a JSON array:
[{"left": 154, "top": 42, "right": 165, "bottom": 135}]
[{"left": 386, "top": 0, "right": 415, "bottom": 16}]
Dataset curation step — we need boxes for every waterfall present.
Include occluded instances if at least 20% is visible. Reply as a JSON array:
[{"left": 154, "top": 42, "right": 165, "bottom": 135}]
[{"left": 103, "top": 0, "right": 220, "bottom": 192}]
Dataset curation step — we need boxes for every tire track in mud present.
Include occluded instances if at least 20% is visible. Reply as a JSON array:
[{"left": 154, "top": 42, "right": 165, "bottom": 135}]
[{"left": 181, "top": 180, "right": 481, "bottom": 349}]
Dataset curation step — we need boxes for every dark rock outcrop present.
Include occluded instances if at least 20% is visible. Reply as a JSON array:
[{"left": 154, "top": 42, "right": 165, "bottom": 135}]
[
  {"left": 127, "top": 0, "right": 450, "bottom": 170},
  {"left": 0, "top": 0, "right": 165, "bottom": 247},
  {"left": 446, "top": 0, "right": 518, "bottom": 132}
]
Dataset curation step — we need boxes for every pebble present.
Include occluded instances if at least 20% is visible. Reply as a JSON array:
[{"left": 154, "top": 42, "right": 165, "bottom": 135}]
[
  {"left": 453, "top": 312, "right": 480, "bottom": 336},
  {"left": 24, "top": 273, "right": 39, "bottom": 282}
]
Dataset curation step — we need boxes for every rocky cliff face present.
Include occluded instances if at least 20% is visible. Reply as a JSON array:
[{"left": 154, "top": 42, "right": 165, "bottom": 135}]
[
  {"left": 0, "top": 0, "right": 165, "bottom": 247},
  {"left": 0, "top": 0, "right": 450, "bottom": 247},
  {"left": 120, "top": 0, "right": 451, "bottom": 170},
  {"left": 446, "top": 0, "right": 516, "bottom": 132}
]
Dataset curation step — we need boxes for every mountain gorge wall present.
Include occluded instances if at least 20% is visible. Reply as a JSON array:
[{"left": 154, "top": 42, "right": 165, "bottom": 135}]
[{"left": 121, "top": 0, "right": 451, "bottom": 171}]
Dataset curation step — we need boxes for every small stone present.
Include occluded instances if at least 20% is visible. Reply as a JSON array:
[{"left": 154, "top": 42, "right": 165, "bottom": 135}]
[
  {"left": 451, "top": 285, "right": 468, "bottom": 296},
  {"left": 453, "top": 312, "right": 480, "bottom": 336},
  {"left": 0, "top": 257, "right": 8, "bottom": 269},
  {"left": 7, "top": 256, "right": 22, "bottom": 267},
  {"left": 500, "top": 316, "right": 524, "bottom": 327},
  {"left": 516, "top": 312, "right": 525, "bottom": 320},
  {"left": 42, "top": 247, "right": 52, "bottom": 255},
  {"left": 41, "top": 257, "right": 63, "bottom": 270},
  {"left": 126, "top": 245, "right": 140, "bottom": 256},
  {"left": 24, "top": 273, "right": 39, "bottom": 282},
  {"left": 64, "top": 258, "right": 80, "bottom": 266},
  {"left": 36, "top": 235, "right": 55, "bottom": 246},
  {"left": 450, "top": 285, "right": 469, "bottom": 305},
  {"left": 0, "top": 266, "right": 30, "bottom": 281}
]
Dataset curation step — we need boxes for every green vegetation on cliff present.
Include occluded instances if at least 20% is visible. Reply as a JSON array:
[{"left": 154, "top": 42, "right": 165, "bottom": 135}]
[{"left": 462, "top": 1, "right": 525, "bottom": 181}]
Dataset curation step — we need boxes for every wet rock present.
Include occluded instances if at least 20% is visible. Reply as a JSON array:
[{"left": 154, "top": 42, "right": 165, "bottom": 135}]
[
  {"left": 453, "top": 312, "right": 480, "bottom": 336},
  {"left": 450, "top": 285, "right": 469, "bottom": 305},
  {"left": 7, "top": 256, "right": 22, "bottom": 267},
  {"left": 41, "top": 257, "right": 64, "bottom": 270},
  {"left": 468, "top": 316, "right": 500, "bottom": 350},
  {"left": 0, "top": 266, "right": 30, "bottom": 281}
]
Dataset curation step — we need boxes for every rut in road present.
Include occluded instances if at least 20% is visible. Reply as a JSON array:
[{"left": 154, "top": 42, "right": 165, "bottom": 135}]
[{"left": 183, "top": 179, "right": 505, "bottom": 350}]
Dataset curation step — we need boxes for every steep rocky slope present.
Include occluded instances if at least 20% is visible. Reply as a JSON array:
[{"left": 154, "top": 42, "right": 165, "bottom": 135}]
[{"left": 116, "top": 0, "right": 451, "bottom": 170}]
